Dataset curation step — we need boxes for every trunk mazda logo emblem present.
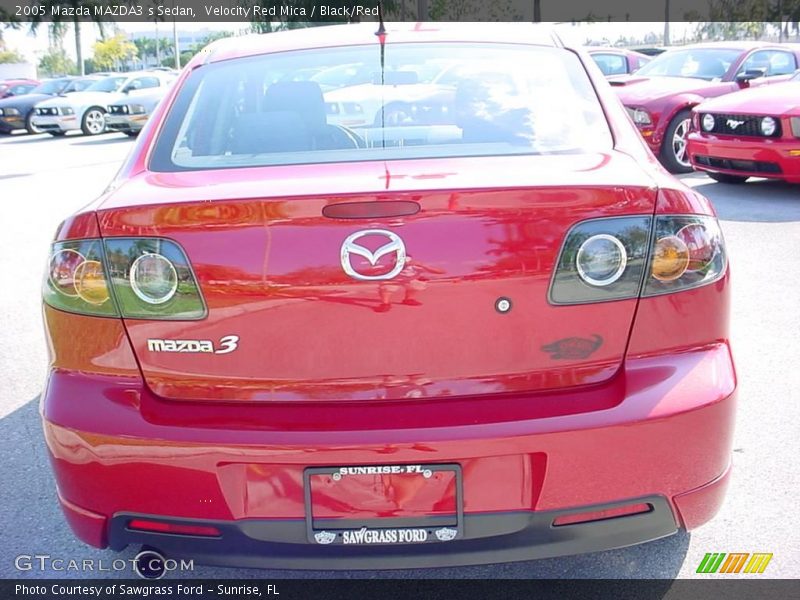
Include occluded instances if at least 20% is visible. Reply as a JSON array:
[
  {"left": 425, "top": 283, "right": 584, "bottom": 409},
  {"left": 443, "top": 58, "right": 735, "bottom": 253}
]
[{"left": 340, "top": 229, "right": 407, "bottom": 281}]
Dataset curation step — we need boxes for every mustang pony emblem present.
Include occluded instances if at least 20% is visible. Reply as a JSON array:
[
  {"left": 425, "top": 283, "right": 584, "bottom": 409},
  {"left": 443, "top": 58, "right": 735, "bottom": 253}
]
[
  {"left": 340, "top": 229, "right": 407, "bottom": 281},
  {"left": 314, "top": 531, "right": 336, "bottom": 544},
  {"left": 434, "top": 527, "right": 458, "bottom": 542},
  {"left": 726, "top": 118, "right": 745, "bottom": 130}
]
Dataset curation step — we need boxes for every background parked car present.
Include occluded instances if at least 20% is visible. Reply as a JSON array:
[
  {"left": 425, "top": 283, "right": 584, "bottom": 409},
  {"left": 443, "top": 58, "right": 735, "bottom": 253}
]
[
  {"left": 0, "top": 78, "right": 39, "bottom": 99},
  {"left": 0, "top": 77, "right": 97, "bottom": 134},
  {"left": 106, "top": 84, "right": 173, "bottom": 137},
  {"left": 587, "top": 48, "right": 651, "bottom": 77},
  {"left": 32, "top": 71, "right": 175, "bottom": 137},
  {"left": 688, "top": 70, "right": 800, "bottom": 184},
  {"left": 611, "top": 42, "right": 800, "bottom": 173}
]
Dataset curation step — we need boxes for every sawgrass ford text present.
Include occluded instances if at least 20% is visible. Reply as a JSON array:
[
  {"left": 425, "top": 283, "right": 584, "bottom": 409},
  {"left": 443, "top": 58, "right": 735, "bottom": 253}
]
[{"left": 15, "top": 584, "right": 274, "bottom": 597}]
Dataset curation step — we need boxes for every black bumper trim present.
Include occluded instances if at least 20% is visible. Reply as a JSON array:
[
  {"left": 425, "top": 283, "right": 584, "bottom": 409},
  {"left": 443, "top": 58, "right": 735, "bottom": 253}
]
[
  {"left": 694, "top": 154, "right": 782, "bottom": 174},
  {"left": 108, "top": 495, "right": 677, "bottom": 570}
]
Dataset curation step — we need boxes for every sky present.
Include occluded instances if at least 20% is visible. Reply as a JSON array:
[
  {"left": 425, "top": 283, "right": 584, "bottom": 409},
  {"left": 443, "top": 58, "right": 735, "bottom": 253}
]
[{"left": 2, "top": 21, "right": 698, "bottom": 65}]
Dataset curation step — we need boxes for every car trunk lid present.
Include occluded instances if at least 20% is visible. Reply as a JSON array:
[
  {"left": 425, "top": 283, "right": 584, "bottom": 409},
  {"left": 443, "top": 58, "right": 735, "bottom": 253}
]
[{"left": 98, "top": 153, "right": 657, "bottom": 402}]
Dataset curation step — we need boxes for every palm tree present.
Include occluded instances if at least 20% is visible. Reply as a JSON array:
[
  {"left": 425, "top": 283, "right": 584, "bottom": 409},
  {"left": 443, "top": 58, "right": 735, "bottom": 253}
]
[{"left": 29, "top": 1, "right": 112, "bottom": 75}]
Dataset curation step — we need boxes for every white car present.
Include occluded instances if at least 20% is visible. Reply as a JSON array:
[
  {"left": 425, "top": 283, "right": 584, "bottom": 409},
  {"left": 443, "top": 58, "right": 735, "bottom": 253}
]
[
  {"left": 33, "top": 71, "right": 175, "bottom": 137},
  {"left": 324, "top": 77, "right": 456, "bottom": 129}
]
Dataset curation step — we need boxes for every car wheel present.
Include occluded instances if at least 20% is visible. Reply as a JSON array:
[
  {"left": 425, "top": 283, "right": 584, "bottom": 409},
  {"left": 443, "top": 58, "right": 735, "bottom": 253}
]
[
  {"left": 660, "top": 109, "right": 693, "bottom": 174},
  {"left": 48, "top": 131, "right": 66, "bottom": 137},
  {"left": 25, "top": 110, "right": 43, "bottom": 134},
  {"left": 81, "top": 107, "right": 106, "bottom": 136},
  {"left": 708, "top": 172, "right": 749, "bottom": 184}
]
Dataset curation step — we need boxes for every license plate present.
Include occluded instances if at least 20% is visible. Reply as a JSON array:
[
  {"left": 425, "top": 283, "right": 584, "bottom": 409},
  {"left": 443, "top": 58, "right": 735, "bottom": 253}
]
[{"left": 304, "top": 464, "right": 463, "bottom": 545}]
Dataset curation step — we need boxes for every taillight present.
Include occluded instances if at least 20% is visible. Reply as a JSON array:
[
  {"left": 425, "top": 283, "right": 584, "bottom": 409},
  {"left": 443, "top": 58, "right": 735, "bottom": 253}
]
[
  {"left": 44, "top": 240, "right": 117, "bottom": 317},
  {"left": 104, "top": 238, "right": 206, "bottom": 319},
  {"left": 550, "top": 215, "right": 726, "bottom": 304},
  {"left": 43, "top": 237, "right": 206, "bottom": 320},
  {"left": 549, "top": 216, "right": 652, "bottom": 305},
  {"left": 643, "top": 216, "right": 726, "bottom": 296}
]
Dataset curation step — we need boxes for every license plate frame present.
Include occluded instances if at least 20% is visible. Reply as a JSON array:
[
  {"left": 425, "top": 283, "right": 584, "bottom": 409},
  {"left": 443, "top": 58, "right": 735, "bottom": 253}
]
[{"left": 304, "top": 463, "right": 463, "bottom": 546}]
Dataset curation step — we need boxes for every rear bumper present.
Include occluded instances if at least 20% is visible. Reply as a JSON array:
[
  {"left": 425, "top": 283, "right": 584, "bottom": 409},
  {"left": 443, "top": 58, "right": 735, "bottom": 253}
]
[
  {"left": 104, "top": 496, "right": 682, "bottom": 569},
  {"left": 42, "top": 343, "right": 736, "bottom": 569},
  {"left": 687, "top": 133, "right": 800, "bottom": 183}
]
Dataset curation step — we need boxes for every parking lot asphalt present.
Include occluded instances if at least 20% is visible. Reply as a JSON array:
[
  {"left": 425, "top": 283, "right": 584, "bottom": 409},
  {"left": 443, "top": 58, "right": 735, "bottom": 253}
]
[{"left": 0, "top": 130, "right": 798, "bottom": 579}]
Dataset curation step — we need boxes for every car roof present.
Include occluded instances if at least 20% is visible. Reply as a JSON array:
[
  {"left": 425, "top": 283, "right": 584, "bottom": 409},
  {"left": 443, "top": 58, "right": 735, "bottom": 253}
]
[
  {"left": 203, "top": 22, "right": 563, "bottom": 64},
  {"left": 586, "top": 47, "right": 647, "bottom": 55},
  {"left": 667, "top": 41, "right": 787, "bottom": 51}
]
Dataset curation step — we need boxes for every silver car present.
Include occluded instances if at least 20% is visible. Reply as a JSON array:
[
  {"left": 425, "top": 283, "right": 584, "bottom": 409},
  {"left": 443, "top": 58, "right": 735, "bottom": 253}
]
[{"left": 106, "top": 87, "right": 171, "bottom": 137}]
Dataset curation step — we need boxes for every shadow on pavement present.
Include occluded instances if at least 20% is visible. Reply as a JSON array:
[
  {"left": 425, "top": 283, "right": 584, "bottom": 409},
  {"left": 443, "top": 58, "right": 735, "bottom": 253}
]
[
  {"left": 0, "top": 134, "right": 62, "bottom": 145},
  {"left": 70, "top": 135, "right": 133, "bottom": 147},
  {"left": 0, "top": 397, "right": 689, "bottom": 580},
  {"left": 681, "top": 175, "right": 800, "bottom": 223}
]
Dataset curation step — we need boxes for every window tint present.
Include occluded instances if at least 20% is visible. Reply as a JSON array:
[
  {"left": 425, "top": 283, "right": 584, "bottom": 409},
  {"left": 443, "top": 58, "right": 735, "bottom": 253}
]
[
  {"left": 71, "top": 79, "right": 97, "bottom": 92},
  {"left": 33, "top": 79, "right": 68, "bottom": 95},
  {"left": 739, "top": 50, "right": 797, "bottom": 77},
  {"left": 10, "top": 84, "right": 36, "bottom": 95},
  {"left": 128, "top": 76, "right": 161, "bottom": 91},
  {"left": 591, "top": 53, "right": 628, "bottom": 76},
  {"left": 151, "top": 43, "right": 611, "bottom": 172},
  {"left": 86, "top": 77, "right": 127, "bottom": 92},
  {"left": 636, "top": 48, "right": 741, "bottom": 80}
]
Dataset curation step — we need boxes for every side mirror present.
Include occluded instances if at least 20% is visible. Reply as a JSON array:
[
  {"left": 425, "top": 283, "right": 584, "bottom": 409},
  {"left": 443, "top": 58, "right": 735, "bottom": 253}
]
[{"left": 735, "top": 68, "right": 766, "bottom": 85}]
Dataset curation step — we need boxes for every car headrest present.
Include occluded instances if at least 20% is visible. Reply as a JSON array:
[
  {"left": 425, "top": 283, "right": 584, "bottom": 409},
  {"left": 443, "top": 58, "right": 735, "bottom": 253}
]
[
  {"left": 372, "top": 71, "right": 419, "bottom": 86},
  {"left": 231, "top": 111, "right": 311, "bottom": 155},
  {"left": 263, "top": 81, "right": 326, "bottom": 130}
]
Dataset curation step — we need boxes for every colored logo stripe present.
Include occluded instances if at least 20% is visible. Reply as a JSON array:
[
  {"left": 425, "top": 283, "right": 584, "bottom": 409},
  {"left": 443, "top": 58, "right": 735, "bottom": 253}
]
[
  {"left": 697, "top": 552, "right": 773, "bottom": 574},
  {"left": 744, "top": 553, "right": 773, "bottom": 574},
  {"left": 697, "top": 553, "right": 726, "bottom": 573},
  {"left": 719, "top": 553, "right": 749, "bottom": 573}
]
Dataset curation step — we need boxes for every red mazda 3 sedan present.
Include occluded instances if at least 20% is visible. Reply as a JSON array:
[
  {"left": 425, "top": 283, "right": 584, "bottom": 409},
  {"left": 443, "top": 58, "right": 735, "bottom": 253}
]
[{"left": 41, "top": 23, "right": 736, "bottom": 570}]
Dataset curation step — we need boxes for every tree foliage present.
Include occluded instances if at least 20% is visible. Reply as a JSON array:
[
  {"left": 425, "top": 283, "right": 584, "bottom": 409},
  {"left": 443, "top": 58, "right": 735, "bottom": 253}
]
[
  {"left": 0, "top": 48, "right": 26, "bottom": 64},
  {"left": 429, "top": 0, "right": 522, "bottom": 20},
  {"left": 165, "top": 31, "right": 234, "bottom": 67},
  {"left": 38, "top": 48, "right": 77, "bottom": 75},
  {"left": 27, "top": 1, "right": 113, "bottom": 75},
  {"left": 92, "top": 32, "right": 137, "bottom": 70}
]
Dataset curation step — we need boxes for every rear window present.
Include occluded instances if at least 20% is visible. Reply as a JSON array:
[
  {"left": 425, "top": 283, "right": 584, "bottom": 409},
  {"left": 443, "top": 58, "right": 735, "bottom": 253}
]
[{"left": 150, "top": 43, "right": 612, "bottom": 171}]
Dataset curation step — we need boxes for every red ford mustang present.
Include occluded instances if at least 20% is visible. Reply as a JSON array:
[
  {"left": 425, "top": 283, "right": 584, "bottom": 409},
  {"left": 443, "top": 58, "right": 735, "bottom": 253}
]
[
  {"left": 612, "top": 42, "right": 800, "bottom": 173},
  {"left": 41, "top": 24, "right": 736, "bottom": 572},
  {"left": 688, "top": 70, "right": 800, "bottom": 184}
]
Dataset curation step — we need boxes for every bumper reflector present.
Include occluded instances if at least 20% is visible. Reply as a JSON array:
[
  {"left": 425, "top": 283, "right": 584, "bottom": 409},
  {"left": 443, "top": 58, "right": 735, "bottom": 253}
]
[
  {"left": 127, "top": 519, "right": 221, "bottom": 538},
  {"left": 552, "top": 502, "right": 652, "bottom": 527}
]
